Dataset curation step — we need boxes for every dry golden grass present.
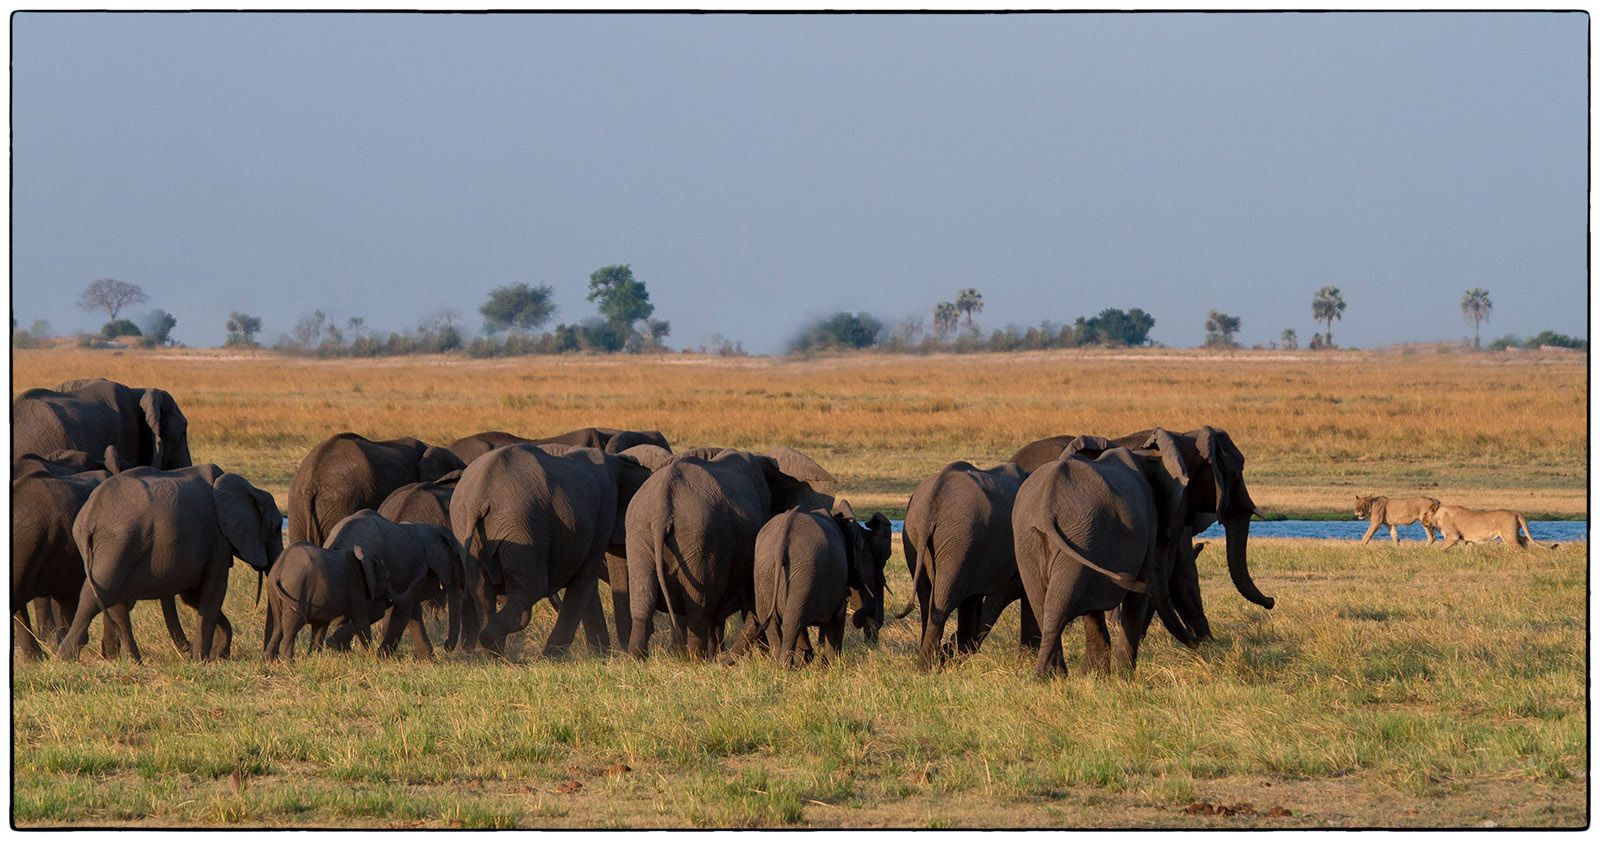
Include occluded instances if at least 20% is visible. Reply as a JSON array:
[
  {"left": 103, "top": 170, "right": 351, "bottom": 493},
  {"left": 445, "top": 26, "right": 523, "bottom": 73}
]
[{"left": 11, "top": 346, "right": 1588, "bottom": 517}]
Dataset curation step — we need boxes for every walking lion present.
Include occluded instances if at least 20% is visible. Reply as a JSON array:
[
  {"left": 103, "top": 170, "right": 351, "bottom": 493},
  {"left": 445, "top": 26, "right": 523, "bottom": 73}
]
[
  {"left": 1421, "top": 504, "right": 1556, "bottom": 551},
  {"left": 1354, "top": 495, "right": 1440, "bottom": 544}
]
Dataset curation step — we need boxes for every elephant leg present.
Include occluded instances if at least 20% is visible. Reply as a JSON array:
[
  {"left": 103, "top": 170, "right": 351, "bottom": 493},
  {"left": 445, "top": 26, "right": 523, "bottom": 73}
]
[
  {"left": 1360, "top": 521, "right": 1380, "bottom": 545},
  {"left": 100, "top": 611, "right": 122, "bottom": 659},
  {"left": 482, "top": 589, "right": 535, "bottom": 655},
  {"left": 214, "top": 613, "right": 234, "bottom": 660},
  {"left": 284, "top": 616, "right": 306, "bottom": 662},
  {"left": 194, "top": 560, "right": 231, "bottom": 661},
  {"left": 1032, "top": 574, "right": 1072, "bottom": 680},
  {"left": 443, "top": 583, "right": 463, "bottom": 651},
  {"left": 407, "top": 604, "right": 435, "bottom": 660},
  {"left": 820, "top": 611, "right": 846, "bottom": 664},
  {"left": 604, "top": 550, "right": 631, "bottom": 650},
  {"left": 918, "top": 604, "right": 951, "bottom": 670},
  {"left": 326, "top": 618, "right": 357, "bottom": 651},
  {"left": 579, "top": 595, "right": 610, "bottom": 654},
  {"left": 1018, "top": 598, "right": 1041, "bottom": 652},
  {"left": 725, "top": 609, "right": 767, "bottom": 659},
  {"left": 1113, "top": 599, "right": 1148, "bottom": 677},
  {"left": 764, "top": 617, "right": 784, "bottom": 663},
  {"left": 543, "top": 579, "right": 597, "bottom": 658},
  {"left": 160, "top": 596, "right": 192, "bottom": 656},
  {"left": 105, "top": 602, "right": 142, "bottom": 664},
  {"left": 56, "top": 579, "right": 103, "bottom": 662},
  {"left": 14, "top": 609, "right": 45, "bottom": 660},
  {"left": 264, "top": 608, "right": 283, "bottom": 661},
  {"left": 776, "top": 617, "right": 801, "bottom": 668},
  {"left": 1082, "top": 611, "right": 1112, "bottom": 674},
  {"left": 378, "top": 604, "right": 412, "bottom": 657},
  {"left": 955, "top": 596, "right": 983, "bottom": 654},
  {"left": 309, "top": 623, "right": 328, "bottom": 652}
]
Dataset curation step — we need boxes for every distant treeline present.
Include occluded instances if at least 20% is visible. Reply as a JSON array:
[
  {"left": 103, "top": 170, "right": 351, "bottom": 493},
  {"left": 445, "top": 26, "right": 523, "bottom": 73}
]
[{"left": 790, "top": 308, "right": 1158, "bottom": 354}]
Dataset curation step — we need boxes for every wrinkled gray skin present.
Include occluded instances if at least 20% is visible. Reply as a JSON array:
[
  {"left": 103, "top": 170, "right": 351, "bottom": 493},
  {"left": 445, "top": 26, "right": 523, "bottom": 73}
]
[
  {"left": 750, "top": 506, "right": 893, "bottom": 667},
  {"left": 624, "top": 448, "right": 835, "bottom": 660},
  {"left": 288, "top": 432, "right": 465, "bottom": 545},
  {"left": 1012, "top": 446, "right": 1191, "bottom": 679},
  {"left": 378, "top": 470, "right": 464, "bottom": 647},
  {"left": 12, "top": 448, "right": 126, "bottom": 659},
  {"left": 59, "top": 464, "right": 281, "bottom": 662},
  {"left": 898, "top": 460, "right": 1036, "bottom": 669},
  {"left": 1010, "top": 425, "right": 1272, "bottom": 644},
  {"left": 263, "top": 542, "right": 395, "bottom": 660},
  {"left": 12, "top": 377, "right": 191, "bottom": 469},
  {"left": 451, "top": 444, "right": 652, "bottom": 657},
  {"left": 321, "top": 510, "right": 463, "bottom": 659},
  {"left": 448, "top": 428, "right": 672, "bottom": 465}
]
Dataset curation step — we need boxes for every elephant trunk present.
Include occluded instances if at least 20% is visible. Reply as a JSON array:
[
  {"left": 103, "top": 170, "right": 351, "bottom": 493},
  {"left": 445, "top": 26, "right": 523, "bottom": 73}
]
[
  {"left": 890, "top": 597, "right": 916, "bottom": 621},
  {"left": 1224, "top": 514, "right": 1274, "bottom": 609}
]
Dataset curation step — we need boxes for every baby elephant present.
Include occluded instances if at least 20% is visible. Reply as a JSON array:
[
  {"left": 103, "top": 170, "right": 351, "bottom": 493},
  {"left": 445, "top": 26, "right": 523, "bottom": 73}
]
[
  {"left": 322, "top": 510, "right": 464, "bottom": 658},
  {"left": 264, "top": 542, "right": 403, "bottom": 660},
  {"left": 751, "top": 503, "right": 893, "bottom": 667}
]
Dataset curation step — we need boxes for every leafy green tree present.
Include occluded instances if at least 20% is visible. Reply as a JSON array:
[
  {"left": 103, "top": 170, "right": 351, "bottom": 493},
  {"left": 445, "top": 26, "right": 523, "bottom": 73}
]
[
  {"left": 1460, "top": 287, "right": 1492, "bottom": 349},
  {"left": 225, "top": 312, "right": 263, "bottom": 347},
  {"left": 1074, "top": 308, "right": 1156, "bottom": 346},
  {"left": 1312, "top": 286, "right": 1346, "bottom": 347},
  {"left": 100, "top": 319, "right": 142, "bottom": 339},
  {"left": 1204, "top": 310, "right": 1242, "bottom": 348},
  {"left": 933, "top": 301, "right": 959, "bottom": 342},
  {"left": 955, "top": 288, "right": 984, "bottom": 331},
  {"left": 791, "top": 312, "right": 884, "bottom": 352},
  {"left": 480, "top": 283, "right": 557, "bottom": 333},
  {"left": 143, "top": 309, "right": 177, "bottom": 346},
  {"left": 1523, "top": 330, "right": 1585, "bottom": 350},
  {"left": 587, "top": 265, "right": 655, "bottom": 328}
]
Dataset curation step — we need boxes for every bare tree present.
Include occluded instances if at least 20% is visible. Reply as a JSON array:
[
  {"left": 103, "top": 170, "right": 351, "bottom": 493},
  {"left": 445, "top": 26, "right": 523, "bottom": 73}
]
[{"left": 77, "top": 278, "right": 147, "bottom": 322}]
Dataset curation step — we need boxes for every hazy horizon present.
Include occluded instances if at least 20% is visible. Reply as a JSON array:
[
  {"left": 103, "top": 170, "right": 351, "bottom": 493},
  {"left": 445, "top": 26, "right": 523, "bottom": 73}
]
[{"left": 12, "top": 12, "right": 1588, "bottom": 352}]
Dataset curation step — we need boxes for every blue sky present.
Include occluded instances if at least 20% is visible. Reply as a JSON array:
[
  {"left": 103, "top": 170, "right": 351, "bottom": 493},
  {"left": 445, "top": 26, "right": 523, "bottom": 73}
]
[{"left": 12, "top": 12, "right": 1587, "bottom": 351}]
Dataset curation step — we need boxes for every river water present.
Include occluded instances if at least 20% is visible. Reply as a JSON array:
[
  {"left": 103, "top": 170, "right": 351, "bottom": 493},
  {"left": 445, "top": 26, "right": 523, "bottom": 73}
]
[{"left": 883, "top": 519, "right": 1588, "bottom": 543}]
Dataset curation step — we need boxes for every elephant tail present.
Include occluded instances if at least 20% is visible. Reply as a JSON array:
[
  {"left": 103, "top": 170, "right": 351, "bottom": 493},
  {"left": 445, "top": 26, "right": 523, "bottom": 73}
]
[
  {"left": 74, "top": 522, "right": 115, "bottom": 610},
  {"left": 290, "top": 486, "right": 322, "bottom": 546},
  {"left": 890, "top": 527, "right": 932, "bottom": 621},
  {"left": 461, "top": 508, "right": 498, "bottom": 626},
  {"left": 653, "top": 521, "right": 678, "bottom": 638},
  {"left": 1042, "top": 522, "right": 1147, "bottom": 593}
]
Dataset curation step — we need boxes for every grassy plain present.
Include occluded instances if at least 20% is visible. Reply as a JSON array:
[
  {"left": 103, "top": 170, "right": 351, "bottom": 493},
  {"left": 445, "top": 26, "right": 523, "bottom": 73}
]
[
  {"left": 9, "top": 346, "right": 1589, "bottom": 518},
  {"left": 10, "top": 347, "right": 1590, "bottom": 827}
]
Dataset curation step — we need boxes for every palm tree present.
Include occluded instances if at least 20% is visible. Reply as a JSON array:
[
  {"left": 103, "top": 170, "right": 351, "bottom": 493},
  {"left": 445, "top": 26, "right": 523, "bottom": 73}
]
[
  {"left": 933, "top": 302, "right": 959, "bottom": 343},
  {"left": 1311, "top": 286, "right": 1346, "bottom": 347},
  {"left": 1460, "top": 287, "right": 1493, "bottom": 349},
  {"left": 1281, "top": 328, "right": 1298, "bottom": 350},
  {"left": 954, "top": 288, "right": 984, "bottom": 331}
]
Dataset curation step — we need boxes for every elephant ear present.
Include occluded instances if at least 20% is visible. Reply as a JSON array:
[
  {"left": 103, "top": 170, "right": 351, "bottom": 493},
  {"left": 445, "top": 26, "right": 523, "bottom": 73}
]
[
  {"left": 768, "top": 447, "right": 839, "bottom": 497},
  {"left": 101, "top": 445, "right": 129, "bottom": 475},
  {"left": 351, "top": 546, "right": 379, "bottom": 600},
  {"left": 864, "top": 512, "right": 894, "bottom": 564},
  {"left": 433, "top": 469, "right": 464, "bottom": 487},
  {"left": 1062, "top": 434, "right": 1112, "bottom": 460},
  {"left": 419, "top": 445, "right": 466, "bottom": 482},
  {"left": 212, "top": 472, "right": 273, "bottom": 570},
  {"left": 757, "top": 451, "right": 835, "bottom": 514},
  {"left": 425, "top": 527, "right": 461, "bottom": 586},
  {"left": 138, "top": 388, "right": 190, "bottom": 469},
  {"left": 831, "top": 498, "right": 857, "bottom": 520},
  {"left": 1194, "top": 426, "right": 1255, "bottom": 519},
  {"left": 618, "top": 444, "right": 673, "bottom": 472},
  {"left": 1141, "top": 431, "right": 1192, "bottom": 552}
]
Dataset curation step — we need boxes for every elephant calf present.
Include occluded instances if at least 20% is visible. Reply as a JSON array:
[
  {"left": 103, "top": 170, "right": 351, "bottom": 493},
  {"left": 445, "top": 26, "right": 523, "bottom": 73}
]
[
  {"left": 264, "top": 542, "right": 399, "bottom": 660},
  {"left": 750, "top": 503, "right": 893, "bottom": 667},
  {"left": 322, "top": 510, "right": 464, "bottom": 659}
]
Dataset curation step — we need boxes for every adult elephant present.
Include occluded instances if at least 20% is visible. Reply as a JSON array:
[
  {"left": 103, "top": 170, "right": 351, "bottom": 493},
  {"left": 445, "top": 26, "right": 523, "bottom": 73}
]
[
  {"left": 13, "top": 448, "right": 126, "bottom": 658},
  {"left": 287, "top": 433, "right": 465, "bottom": 545},
  {"left": 13, "top": 377, "right": 191, "bottom": 468},
  {"left": 1012, "top": 445, "right": 1193, "bottom": 679},
  {"left": 450, "top": 443, "right": 653, "bottom": 657},
  {"left": 58, "top": 464, "right": 282, "bottom": 662},
  {"left": 624, "top": 447, "right": 836, "bottom": 660},
  {"left": 898, "top": 460, "right": 1034, "bottom": 669},
  {"left": 1010, "top": 425, "right": 1273, "bottom": 643},
  {"left": 448, "top": 428, "right": 671, "bottom": 465}
]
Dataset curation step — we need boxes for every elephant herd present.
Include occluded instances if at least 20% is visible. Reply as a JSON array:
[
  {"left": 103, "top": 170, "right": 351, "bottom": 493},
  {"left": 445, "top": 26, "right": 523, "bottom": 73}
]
[{"left": 13, "top": 377, "right": 1277, "bottom": 679}]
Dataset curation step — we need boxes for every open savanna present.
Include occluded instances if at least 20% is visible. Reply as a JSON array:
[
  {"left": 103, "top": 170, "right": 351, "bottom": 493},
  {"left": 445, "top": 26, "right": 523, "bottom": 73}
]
[
  {"left": 11, "top": 346, "right": 1589, "bottom": 827},
  {"left": 12, "top": 539, "right": 1586, "bottom": 827},
  {"left": 9, "top": 346, "right": 1589, "bottom": 518}
]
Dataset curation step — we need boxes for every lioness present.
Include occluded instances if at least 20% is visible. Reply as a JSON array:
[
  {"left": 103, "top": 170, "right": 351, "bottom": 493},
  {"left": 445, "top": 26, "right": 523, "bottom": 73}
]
[
  {"left": 1421, "top": 504, "right": 1555, "bottom": 550},
  {"left": 1354, "top": 495, "right": 1440, "bottom": 544}
]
